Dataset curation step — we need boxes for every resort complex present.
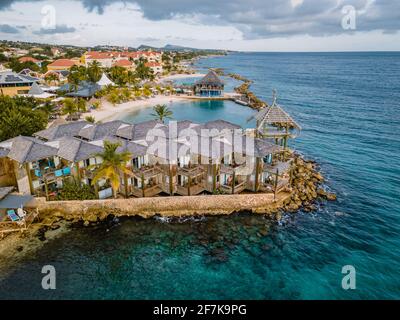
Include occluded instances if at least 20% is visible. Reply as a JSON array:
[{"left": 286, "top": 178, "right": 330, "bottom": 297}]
[
  {"left": 0, "top": 39, "right": 313, "bottom": 239},
  {"left": 0, "top": 100, "right": 299, "bottom": 202}
]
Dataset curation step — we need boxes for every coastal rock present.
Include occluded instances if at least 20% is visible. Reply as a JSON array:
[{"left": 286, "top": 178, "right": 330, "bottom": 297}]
[
  {"left": 36, "top": 227, "right": 47, "bottom": 241},
  {"left": 317, "top": 188, "right": 328, "bottom": 197},
  {"left": 306, "top": 163, "right": 314, "bottom": 170},
  {"left": 326, "top": 193, "right": 337, "bottom": 201},
  {"left": 50, "top": 224, "right": 61, "bottom": 231},
  {"left": 313, "top": 172, "right": 324, "bottom": 182},
  {"left": 316, "top": 188, "right": 336, "bottom": 201},
  {"left": 83, "top": 213, "right": 98, "bottom": 223}
]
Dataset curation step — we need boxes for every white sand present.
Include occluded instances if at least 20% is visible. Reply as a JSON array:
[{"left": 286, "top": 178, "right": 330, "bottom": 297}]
[
  {"left": 86, "top": 95, "right": 189, "bottom": 122},
  {"left": 61, "top": 72, "right": 207, "bottom": 124},
  {"left": 159, "top": 73, "right": 205, "bottom": 82}
]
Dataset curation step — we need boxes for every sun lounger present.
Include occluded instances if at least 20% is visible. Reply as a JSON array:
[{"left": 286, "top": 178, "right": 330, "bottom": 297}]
[
  {"left": 17, "top": 207, "right": 27, "bottom": 218},
  {"left": 7, "top": 209, "right": 24, "bottom": 226},
  {"left": 7, "top": 210, "right": 20, "bottom": 222},
  {"left": 55, "top": 169, "right": 63, "bottom": 177},
  {"left": 1, "top": 209, "right": 39, "bottom": 238}
]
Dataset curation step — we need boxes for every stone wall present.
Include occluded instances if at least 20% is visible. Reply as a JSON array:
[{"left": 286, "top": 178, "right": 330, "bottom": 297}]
[{"left": 35, "top": 192, "right": 291, "bottom": 220}]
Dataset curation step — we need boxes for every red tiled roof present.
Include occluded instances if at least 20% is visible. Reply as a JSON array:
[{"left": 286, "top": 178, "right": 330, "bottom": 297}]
[
  {"left": 119, "top": 52, "right": 140, "bottom": 59},
  {"left": 142, "top": 51, "right": 161, "bottom": 56},
  {"left": 86, "top": 51, "right": 114, "bottom": 60},
  {"left": 48, "top": 59, "right": 76, "bottom": 67},
  {"left": 113, "top": 59, "right": 132, "bottom": 67},
  {"left": 19, "top": 56, "right": 40, "bottom": 63},
  {"left": 145, "top": 62, "right": 162, "bottom": 67}
]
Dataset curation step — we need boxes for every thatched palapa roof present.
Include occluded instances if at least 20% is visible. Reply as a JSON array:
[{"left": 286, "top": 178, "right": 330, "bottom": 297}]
[
  {"left": 254, "top": 103, "right": 301, "bottom": 130},
  {"left": 195, "top": 70, "right": 224, "bottom": 87}
]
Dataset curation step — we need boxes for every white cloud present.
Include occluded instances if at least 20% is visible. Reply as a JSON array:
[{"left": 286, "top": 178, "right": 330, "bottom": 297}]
[{"left": 0, "top": 0, "right": 399, "bottom": 51}]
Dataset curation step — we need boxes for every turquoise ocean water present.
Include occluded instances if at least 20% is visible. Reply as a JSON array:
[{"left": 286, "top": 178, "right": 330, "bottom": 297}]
[{"left": 1, "top": 52, "right": 399, "bottom": 299}]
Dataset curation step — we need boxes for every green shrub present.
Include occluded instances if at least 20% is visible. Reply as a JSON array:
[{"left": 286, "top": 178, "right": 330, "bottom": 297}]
[
  {"left": 0, "top": 96, "right": 48, "bottom": 141},
  {"left": 56, "top": 179, "right": 97, "bottom": 200}
]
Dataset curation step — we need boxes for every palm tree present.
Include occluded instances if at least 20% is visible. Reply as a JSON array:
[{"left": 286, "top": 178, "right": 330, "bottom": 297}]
[
  {"left": 85, "top": 115, "right": 96, "bottom": 123},
  {"left": 134, "top": 89, "right": 142, "bottom": 100},
  {"left": 76, "top": 98, "right": 87, "bottom": 113},
  {"left": 151, "top": 104, "right": 173, "bottom": 123},
  {"left": 87, "top": 60, "right": 102, "bottom": 83},
  {"left": 142, "top": 87, "right": 152, "bottom": 98},
  {"left": 155, "top": 85, "right": 164, "bottom": 94},
  {"left": 68, "top": 71, "right": 82, "bottom": 93},
  {"left": 62, "top": 98, "right": 78, "bottom": 119},
  {"left": 109, "top": 66, "right": 127, "bottom": 86},
  {"left": 134, "top": 59, "right": 152, "bottom": 80},
  {"left": 121, "top": 87, "right": 132, "bottom": 101},
  {"left": 126, "top": 70, "right": 138, "bottom": 86},
  {"left": 91, "top": 141, "right": 132, "bottom": 198},
  {"left": 107, "top": 91, "right": 120, "bottom": 106},
  {"left": 45, "top": 73, "right": 58, "bottom": 85},
  {"left": 39, "top": 100, "right": 56, "bottom": 115},
  {"left": 92, "top": 100, "right": 101, "bottom": 110}
]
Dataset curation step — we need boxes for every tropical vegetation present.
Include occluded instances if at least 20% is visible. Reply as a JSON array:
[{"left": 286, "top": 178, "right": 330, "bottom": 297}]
[
  {"left": 151, "top": 104, "right": 173, "bottom": 123},
  {"left": 56, "top": 178, "right": 97, "bottom": 200},
  {"left": 91, "top": 141, "right": 133, "bottom": 198},
  {"left": 0, "top": 96, "right": 48, "bottom": 141}
]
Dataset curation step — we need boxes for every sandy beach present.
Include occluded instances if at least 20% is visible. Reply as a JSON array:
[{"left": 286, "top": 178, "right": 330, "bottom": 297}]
[
  {"left": 88, "top": 95, "right": 189, "bottom": 122},
  {"left": 81, "top": 73, "right": 206, "bottom": 123},
  {"left": 159, "top": 73, "right": 205, "bottom": 82}
]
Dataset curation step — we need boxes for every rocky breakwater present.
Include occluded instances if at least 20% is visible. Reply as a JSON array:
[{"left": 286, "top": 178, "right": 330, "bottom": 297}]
[
  {"left": 36, "top": 192, "right": 289, "bottom": 228},
  {"left": 282, "top": 155, "right": 337, "bottom": 214}
]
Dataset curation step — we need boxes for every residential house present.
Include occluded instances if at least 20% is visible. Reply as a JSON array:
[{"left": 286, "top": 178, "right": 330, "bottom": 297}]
[
  {"left": 47, "top": 59, "right": 76, "bottom": 71},
  {"left": 83, "top": 51, "right": 115, "bottom": 68},
  {"left": 18, "top": 56, "right": 42, "bottom": 67},
  {"left": 43, "top": 70, "right": 69, "bottom": 84},
  {"left": 0, "top": 71, "right": 38, "bottom": 96},
  {"left": 145, "top": 62, "right": 163, "bottom": 75},
  {"left": 51, "top": 48, "right": 61, "bottom": 57},
  {"left": 112, "top": 59, "right": 135, "bottom": 70}
]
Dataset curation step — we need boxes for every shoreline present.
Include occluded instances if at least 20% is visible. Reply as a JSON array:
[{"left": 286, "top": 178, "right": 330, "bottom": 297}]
[
  {"left": 82, "top": 73, "right": 206, "bottom": 123},
  {"left": 87, "top": 96, "right": 189, "bottom": 122},
  {"left": 159, "top": 73, "right": 205, "bottom": 82},
  {"left": 0, "top": 220, "right": 71, "bottom": 279},
  {"left": 0, "top": 156, "right": 335, "bottom": 274}
]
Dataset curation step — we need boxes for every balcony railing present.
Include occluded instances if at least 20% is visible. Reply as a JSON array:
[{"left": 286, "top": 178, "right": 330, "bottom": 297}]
[
  {"left": 176, "top": 182, "right": 205, "bottom": 196},
  {"left": 132, "top": 165, "right": 162, "bottom": 179},
  {"left": 177, "top": 165, "right": 205, "bottom": 177},
  {"left": 32, "top": 166, "right": 72, "bottom": 182},
  {"left": 131, "top": 184, "right": 163, "bottom": 198},
  {"left": 220, "top": 180, "right": 246, "bottom": 194}
]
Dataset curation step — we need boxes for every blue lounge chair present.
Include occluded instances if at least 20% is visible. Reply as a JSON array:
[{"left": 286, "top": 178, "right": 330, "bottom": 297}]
[
  {"left": 62, "top": 167, "right": 71, "bottom": 175},
  {"left": 55, "top": 169, "right": 63, "bottom": 177},
  {"left": 7, "top": 210, "right": 20, "bottom": 222},
  {"left": 34, "top": 170, "right": 42, "bottom": 177}
]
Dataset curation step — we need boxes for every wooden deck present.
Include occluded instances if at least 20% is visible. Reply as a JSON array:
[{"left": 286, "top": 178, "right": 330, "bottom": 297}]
[
  {"left": 176, "top": 183, "right": 205, "bottom": 196},
  {"left": 131, "top": 185, "right": 163, "bottom": 198},
  {"left": 220, "top": 181, "right": 247, "bottom": 194}
]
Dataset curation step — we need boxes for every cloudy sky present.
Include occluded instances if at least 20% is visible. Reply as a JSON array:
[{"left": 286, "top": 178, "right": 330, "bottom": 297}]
[{"left": 0, "top": 0, "right": 399, "bottom": 51}]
